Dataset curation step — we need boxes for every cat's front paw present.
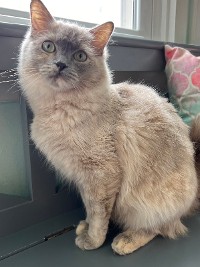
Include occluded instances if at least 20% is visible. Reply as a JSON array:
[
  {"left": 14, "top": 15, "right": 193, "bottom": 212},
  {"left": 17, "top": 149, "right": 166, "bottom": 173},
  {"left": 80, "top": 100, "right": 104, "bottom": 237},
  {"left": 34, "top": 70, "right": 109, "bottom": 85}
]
[
  {"left": 76, "top": 220, "right": 89, "bottom": 235},
  {"left": 75, "top": 232, "right": 104, "bottom": 250}
]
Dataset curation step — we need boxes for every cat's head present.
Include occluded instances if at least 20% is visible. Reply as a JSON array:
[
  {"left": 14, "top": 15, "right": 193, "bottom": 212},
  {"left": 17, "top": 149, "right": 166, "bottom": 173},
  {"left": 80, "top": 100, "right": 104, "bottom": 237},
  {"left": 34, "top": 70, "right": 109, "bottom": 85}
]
[{"left": 18, "top": 0, "right": 114, "bottom": 97}]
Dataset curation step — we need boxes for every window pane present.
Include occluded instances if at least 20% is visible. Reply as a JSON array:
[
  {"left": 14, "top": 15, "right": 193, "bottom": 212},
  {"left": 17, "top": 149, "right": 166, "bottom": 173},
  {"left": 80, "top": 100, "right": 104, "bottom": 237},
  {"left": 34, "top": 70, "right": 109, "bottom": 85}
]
[
  {"left": 0, "top": 0, "right": 135, "bottom": 29},
  {"left": 0, "top": 72, "right": 32, "bottom": 209},
  {"left": 0, "top": 103, "right": 28, "bottom": 196}
]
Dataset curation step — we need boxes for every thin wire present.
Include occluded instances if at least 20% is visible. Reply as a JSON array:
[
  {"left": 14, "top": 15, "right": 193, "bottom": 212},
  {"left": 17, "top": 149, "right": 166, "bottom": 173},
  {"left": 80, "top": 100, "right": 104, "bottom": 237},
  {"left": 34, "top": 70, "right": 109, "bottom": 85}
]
[{"left": 0, "top": 225, "right": 76, "bottom": 261}]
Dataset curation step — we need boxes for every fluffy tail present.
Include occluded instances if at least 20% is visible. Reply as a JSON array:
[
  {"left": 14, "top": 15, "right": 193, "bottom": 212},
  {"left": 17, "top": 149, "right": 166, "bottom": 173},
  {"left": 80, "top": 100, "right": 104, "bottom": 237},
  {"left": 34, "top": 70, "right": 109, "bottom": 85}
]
[{"left": 190, "top": 115, "right": 200, "bottom": 200}]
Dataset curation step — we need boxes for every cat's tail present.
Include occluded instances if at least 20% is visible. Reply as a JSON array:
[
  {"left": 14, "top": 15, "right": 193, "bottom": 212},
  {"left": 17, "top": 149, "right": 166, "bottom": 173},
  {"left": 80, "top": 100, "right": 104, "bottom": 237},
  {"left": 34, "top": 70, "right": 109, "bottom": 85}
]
[{"left": 190, "top": 114, "right": 200, "bottom": 201}]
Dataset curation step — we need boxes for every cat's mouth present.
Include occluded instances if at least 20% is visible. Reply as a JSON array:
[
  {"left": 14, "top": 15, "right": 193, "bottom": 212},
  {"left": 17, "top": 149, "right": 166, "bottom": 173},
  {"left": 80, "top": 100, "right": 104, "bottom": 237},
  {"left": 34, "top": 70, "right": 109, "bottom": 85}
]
[
  {"left": 49, "top": 72, "right": 64, "bottom": 80},
  {"left": 47, "top": 63, "right": 66, "bottom": 79},
  {"left": 48, "top": 73, "right": 74, "bottom": 91},
  {"left": 42, "top": 64, "right": 78, "bottom": 91},
  {"left": 48, "top": 72, "right": 66, "bottom": 83}
]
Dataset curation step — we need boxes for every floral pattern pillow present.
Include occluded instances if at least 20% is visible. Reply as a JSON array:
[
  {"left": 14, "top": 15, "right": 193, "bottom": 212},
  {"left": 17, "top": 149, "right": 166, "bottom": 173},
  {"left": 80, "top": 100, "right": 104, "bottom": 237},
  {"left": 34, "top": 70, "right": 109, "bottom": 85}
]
[{"left": 165, "top": 45, "right": 200, "bottom": 125}]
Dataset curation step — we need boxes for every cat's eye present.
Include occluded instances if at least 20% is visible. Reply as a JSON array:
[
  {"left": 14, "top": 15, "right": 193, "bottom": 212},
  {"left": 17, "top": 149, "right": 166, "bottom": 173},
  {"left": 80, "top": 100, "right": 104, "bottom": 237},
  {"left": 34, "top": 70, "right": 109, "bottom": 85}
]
[
  {"left": 73, "top": 50, "right": 87, "bottom": 62},
  {"left": 42, "top": 41, "right": 56, "bottom": 53}
]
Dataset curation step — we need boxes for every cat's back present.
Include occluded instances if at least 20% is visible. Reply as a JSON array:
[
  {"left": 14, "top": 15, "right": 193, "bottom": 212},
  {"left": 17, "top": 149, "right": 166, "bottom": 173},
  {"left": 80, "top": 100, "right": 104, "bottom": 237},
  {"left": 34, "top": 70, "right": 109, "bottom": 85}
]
[
  {"left": 113, "top": 82, "right": 170, "bottom": 114},
  {"left": 111, "top": 82, "right": 193, "bottom": 181},
  {"left": 112, "top": 82, "right": 186, "bottom": 133}
]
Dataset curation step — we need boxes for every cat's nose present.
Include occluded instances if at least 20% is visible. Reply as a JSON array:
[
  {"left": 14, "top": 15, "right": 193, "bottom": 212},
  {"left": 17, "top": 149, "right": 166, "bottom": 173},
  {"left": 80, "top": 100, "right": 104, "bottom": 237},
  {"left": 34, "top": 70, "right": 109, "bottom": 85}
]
[{"left": 55, "top": 61, "right": 67, "bottom": 72}]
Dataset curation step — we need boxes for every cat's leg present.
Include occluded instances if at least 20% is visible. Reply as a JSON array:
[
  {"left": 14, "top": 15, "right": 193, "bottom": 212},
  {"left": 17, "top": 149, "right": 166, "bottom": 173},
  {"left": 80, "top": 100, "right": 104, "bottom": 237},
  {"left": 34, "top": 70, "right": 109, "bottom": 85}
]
[
  {"left": 75, "top": 194, "right": 116, "bottom": 250},
  {"left": 111, "top": 229, "right": 156, "bottom": 255},
  {"left": 75, "top": 188, "right": 89, "bottom": 236},
  {"left": 112, "top": 219, "right": 187, "bottom": 255},
  {"left": 75, "top": 171, "right": 120, "bottom": 250}
]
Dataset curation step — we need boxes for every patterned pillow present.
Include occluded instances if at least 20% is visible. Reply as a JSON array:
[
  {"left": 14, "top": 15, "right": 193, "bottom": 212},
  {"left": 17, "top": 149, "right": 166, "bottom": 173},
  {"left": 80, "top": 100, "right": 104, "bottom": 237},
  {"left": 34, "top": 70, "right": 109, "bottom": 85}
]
[{"left": 165, "top": 45, "right": 200, "bottom": 125}]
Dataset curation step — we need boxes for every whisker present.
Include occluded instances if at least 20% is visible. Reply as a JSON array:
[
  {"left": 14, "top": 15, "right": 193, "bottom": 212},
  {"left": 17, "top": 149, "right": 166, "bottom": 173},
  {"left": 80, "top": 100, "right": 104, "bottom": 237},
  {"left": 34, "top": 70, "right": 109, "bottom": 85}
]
[
  {"left": 7, "top": 81, "right": 20, "bottom": 93},
  {"left": 0, "top": 79, "right": 18, "bottom": 84},
  {"left": 21, "top": 74, "right": 40, "bottom": 92},
  {"left": 0, "top": 68, "right": 17, "bottom": 75}
]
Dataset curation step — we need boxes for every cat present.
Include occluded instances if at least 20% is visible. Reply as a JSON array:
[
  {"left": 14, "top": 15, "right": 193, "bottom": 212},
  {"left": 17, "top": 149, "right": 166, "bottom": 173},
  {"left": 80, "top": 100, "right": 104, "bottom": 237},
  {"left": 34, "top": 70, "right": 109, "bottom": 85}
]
[{"left": 18, "top": 0, "right": 199, "bottom": 255}]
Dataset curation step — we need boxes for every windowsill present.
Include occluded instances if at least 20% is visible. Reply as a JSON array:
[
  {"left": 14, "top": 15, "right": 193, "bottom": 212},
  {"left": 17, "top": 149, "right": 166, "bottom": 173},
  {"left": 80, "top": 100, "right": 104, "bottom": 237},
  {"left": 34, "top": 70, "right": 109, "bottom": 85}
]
[
  {"left": 0, "top": 193, "right": 29, "bottom": 210},
  {"left": 0, "top": 208, "right": 200, "bottom": 266}
]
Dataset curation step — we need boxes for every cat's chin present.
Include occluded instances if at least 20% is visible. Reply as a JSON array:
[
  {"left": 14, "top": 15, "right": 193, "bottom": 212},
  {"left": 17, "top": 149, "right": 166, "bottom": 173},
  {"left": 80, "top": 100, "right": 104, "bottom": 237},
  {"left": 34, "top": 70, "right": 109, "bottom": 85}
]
[{"left": 50, "top": 77, "right": 75, "bottom": 92}]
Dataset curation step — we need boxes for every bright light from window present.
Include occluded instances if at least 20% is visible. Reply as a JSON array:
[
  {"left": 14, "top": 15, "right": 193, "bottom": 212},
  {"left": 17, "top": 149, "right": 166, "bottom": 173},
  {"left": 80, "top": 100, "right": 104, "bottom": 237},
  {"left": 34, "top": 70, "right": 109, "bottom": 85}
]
[{"left": 0, "top": 0, "right": 123, "bottom": 27}]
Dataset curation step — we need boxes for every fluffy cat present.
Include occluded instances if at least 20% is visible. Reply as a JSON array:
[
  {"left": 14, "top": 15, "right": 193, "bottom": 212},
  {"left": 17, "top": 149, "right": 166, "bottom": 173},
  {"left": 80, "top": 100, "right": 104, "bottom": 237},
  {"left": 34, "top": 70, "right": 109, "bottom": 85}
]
[{"left": 18, "top": 0, "right": 199, "bottom": 255}]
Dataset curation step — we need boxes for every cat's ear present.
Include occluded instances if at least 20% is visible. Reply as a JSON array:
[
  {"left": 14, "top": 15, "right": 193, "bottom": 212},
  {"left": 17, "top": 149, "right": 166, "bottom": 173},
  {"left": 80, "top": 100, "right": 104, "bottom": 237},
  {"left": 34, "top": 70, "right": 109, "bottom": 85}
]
[
  {"left": 30, "top": 0, "right": 55, "bottom": 33},
  {"left": 89, "top": 22, "right": 114, "bottom": 55}
]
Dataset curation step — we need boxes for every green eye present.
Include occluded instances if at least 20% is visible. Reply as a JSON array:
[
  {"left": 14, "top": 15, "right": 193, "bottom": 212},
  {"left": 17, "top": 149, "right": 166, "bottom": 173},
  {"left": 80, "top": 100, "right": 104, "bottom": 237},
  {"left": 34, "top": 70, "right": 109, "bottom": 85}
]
[
  {"left": 42, "top": 41, "right": 56, "bottom": 53},
  {"left": 73, "top": 50, "right": 87, "bottom": 62}
]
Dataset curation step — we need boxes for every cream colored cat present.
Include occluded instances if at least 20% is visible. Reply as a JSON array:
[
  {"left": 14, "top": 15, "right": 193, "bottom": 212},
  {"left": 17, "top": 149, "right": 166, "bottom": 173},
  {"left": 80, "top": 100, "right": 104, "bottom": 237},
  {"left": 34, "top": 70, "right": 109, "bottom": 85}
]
[{"left": 18, "top": 0, "right": 199, "bottom": 255}]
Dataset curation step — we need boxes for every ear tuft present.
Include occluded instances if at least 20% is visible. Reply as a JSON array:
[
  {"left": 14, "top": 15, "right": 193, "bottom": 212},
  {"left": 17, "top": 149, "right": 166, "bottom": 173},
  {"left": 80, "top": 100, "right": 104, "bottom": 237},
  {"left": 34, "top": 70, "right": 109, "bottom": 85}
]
[
  {"left": 30, "top": 0, "right": 54, "bottom": 32},
  {"left": 89, "top": 22, "right": 114, "bottom": 55}
]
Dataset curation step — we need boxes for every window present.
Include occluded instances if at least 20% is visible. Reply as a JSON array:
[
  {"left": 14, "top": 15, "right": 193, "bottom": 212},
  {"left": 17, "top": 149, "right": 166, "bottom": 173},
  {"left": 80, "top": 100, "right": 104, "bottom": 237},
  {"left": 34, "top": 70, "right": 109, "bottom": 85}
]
[
  {"left": 0, "top": 84, "right": 32, "bottom": 209},
  {"left": 0, "top": 0, "right": 154, "bottom": 39},
  {"left": 0, "top": 0, "right": 200, "bottom": 44},
  {"left": 0, "top": 0, "right": 135, "bottom": 28}
]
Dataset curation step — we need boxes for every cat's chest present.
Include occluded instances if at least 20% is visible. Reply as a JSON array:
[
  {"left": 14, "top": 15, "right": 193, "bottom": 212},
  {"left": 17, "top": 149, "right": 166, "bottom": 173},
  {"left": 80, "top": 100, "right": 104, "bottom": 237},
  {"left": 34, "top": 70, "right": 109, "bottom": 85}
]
[
  {"left": 31, "top": 111, "right": 94, "bottom": 177},
  {"left": 31, "top": 109, "right": 111, "bottom": 176},
  {"left": 30, "top": 106, "right": 119, "bottom": 183},
  {"left": 31, "top": 109, "right": 89, "bottom": 152}
]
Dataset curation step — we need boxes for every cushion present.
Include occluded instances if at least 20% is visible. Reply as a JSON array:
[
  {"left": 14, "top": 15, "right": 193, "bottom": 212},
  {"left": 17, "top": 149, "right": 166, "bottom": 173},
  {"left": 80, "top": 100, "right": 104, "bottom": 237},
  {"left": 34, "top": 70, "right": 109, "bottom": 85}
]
[{"left": 165, "top": 45, "right": 200, "bottom": 125}]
